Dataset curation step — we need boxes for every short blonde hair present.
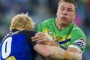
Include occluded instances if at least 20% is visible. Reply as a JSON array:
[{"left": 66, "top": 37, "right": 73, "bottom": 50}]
[{"left": 10, "top": 13, "right": 34, "bottom": 31}]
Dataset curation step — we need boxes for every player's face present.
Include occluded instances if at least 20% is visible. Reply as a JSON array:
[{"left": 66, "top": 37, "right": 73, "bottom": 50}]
[{"left": 56, "top": 2, "right": 76, "bottom": 26}]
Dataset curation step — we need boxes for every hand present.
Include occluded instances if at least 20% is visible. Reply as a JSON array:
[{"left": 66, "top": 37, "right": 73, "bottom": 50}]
[
  {"left": 32, "top": 32, "right": 60, "bottom": 46},
  {"left": 31, "top": 32, "right": 50, "bottom": 44}
]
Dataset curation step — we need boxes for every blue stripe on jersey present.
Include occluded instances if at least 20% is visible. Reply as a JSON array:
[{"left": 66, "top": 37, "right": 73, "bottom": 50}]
[{"left": 59, "top": 39, "right": 71, "bottom": 44}]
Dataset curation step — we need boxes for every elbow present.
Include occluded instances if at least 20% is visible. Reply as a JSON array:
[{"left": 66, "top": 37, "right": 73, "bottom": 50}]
[
  {"left": 80, "top": 57, "right": 82, "bottom": 60},
  {"left": 77, "top": 55, "right": 82, "bottom": 60},
  {"left": 75, "top": 53, "right": 82, "bottom": 60}
]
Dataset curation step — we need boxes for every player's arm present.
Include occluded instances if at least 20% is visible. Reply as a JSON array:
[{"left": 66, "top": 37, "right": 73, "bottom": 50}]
[
  {"left": 34, "top": 43, "right": 82, "bottom": 60},
  {"left": 32, "top": 32, "right": 59, "bottom": 46}
]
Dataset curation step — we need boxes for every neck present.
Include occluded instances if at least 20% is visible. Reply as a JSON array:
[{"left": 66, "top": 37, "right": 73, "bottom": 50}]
[
  {"left": 56, "top": 23, "right": 66, "bottom": 30},
  {"left": 55, "top": 19, "right": 70, "bottom": 30}
]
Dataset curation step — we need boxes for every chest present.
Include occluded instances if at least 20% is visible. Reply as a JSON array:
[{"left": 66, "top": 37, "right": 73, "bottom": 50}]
[{"left": 42, "top": 28, "right": 72, "bottom": 49}]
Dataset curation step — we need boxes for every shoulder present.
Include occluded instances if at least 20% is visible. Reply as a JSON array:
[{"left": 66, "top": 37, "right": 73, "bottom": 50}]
[
  {"left": 69, "top": 24, "right": 86, "bottom": 52},
  {"left": 71, "top": 23, "right": 86, "bottom": 40},
  {"left": 37, "top": 18, "right": 55, "bottom": 28},
  {"left": 19, "top": 30, "right": 36, "bottom": 34},
  {"left": 40, "top": 18, "right": 55, "bottom": 25},
  {"left": 72, "top": 24, "right": 85, "bottom": 35},
  {"left": 19, "top": 30, "right": 36, "bottom": 36},
  {"left": 19, "top": 30, "right": 36, "bottom": 41},
  {"left": 36, "top": 18, "right": 55, "bottom": 32}
]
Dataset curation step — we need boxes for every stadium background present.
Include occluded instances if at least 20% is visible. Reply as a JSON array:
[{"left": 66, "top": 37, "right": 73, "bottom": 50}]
[{"left": 0, "top": 0, "right": 90, "bottom": 60}]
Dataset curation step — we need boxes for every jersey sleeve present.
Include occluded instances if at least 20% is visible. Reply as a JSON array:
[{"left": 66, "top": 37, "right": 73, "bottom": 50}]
[{"left": 68, "top": 29, "right": 86, "bottom": 53}]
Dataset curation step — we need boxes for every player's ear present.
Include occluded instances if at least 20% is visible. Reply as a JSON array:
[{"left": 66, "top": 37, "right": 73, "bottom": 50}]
[{"left": 73, "top": 12, "right": 76, "bottom": 19}]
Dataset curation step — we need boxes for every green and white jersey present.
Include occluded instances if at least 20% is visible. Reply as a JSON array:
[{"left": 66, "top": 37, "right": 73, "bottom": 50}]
[{"left": 36, "top": 18, "right": 86, "bottom": 53}]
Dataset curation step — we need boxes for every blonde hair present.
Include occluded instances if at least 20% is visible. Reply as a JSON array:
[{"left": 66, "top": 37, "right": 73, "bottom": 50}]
[{"left": 10, "top": 13, "right": 34, "bottom": 31}]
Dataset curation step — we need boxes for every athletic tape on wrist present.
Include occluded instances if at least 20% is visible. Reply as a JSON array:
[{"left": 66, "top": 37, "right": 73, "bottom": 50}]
[{"left": 64, "top": 51, "right": 70, "bottom": 60}]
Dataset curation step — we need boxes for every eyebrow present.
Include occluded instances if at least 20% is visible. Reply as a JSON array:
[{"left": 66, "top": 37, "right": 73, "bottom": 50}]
[
  {"left": 68, "top": 8, "right": 75, "bottom": 11},
  {"left": 60, "top": 5, "right": 75, "bottom": 10}
]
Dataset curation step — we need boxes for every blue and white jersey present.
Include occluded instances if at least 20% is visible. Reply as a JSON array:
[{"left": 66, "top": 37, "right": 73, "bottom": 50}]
[{"left": 0, "top": 29, "right": 36, "bottom": 60}]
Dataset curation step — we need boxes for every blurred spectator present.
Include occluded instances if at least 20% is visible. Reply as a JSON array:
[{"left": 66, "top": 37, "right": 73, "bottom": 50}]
[{"left": 84, "top": 0, "right": 90, "bottom": 28}]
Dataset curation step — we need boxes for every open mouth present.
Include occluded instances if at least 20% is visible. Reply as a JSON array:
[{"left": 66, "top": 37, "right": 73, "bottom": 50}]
[{"left": 61, "top": 17, "right": 67, "bottom": 21}]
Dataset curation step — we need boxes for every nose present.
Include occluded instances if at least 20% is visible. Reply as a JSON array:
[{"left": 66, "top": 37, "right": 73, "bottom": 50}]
[{"left": 63, "top": 10, "right": 67, "bottom": 15}]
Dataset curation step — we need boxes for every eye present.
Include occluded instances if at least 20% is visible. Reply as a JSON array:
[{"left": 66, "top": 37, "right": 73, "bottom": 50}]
[
  {"left": 60, "top": 7, "right": 65, "bottom": 11},
  {"left": 67, "top": 8, "right": 74, "bottom": 12}
]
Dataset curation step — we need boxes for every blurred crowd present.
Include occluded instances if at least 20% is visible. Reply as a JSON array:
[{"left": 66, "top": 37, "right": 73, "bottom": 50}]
[{"left": 0, "top": 0, "right": 90, "bottom": 60}]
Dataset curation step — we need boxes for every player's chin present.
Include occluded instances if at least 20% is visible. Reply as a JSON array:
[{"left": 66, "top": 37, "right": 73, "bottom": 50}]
[{"left": 60, "top": 22, "right": 67, "bottom": 26}]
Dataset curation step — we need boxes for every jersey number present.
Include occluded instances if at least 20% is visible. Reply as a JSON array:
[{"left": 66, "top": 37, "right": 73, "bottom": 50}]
[{"left": 2, "top": 37, "right": 12, "bottom": 59}]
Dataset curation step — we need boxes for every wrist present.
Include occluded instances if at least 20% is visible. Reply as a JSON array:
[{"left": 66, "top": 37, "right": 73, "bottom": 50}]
[
  {"left": 48, "top": 40, "right": 59, "bottom": 46},
  {"left": 64, "top": 51, "right": 70, "bottom": 60}
]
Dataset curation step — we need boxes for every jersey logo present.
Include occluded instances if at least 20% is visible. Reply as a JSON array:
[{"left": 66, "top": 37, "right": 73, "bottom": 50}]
[
  {"left": 74, "top": 38, "right": 85, "bottom": 48},
  {"left": 6, "top": 56, "right": 16, "bottom": 60}
]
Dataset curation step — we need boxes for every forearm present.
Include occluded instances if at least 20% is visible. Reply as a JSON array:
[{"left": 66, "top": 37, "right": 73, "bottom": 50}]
[
  {"left": 69, "top": 51, "right": 82, "bottom": 60},
  {"left": 34, "top": 44, "right": 82, "bottom": 60},
  {"left": 47, "top": 46, "right": 82, "bottom": 60},
  {"left": 34, "top": 43, "right": 52, "bottom": 57}
]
